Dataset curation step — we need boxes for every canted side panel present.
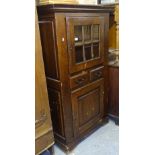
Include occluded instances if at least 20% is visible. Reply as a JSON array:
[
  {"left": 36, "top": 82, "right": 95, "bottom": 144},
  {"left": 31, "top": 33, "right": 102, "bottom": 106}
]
[
  {"left": 39, "top": 21, "right": 59, "bottom": 79},
  {"left": 48, "top": 89, "right": 65, "bottom": 139},
  {"left": 78, "top": 88, "right": 100, "bottom": 127}
]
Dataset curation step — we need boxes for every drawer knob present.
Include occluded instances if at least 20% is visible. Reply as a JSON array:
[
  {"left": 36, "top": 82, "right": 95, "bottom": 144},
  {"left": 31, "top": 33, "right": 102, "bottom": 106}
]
[
  {"left": 95, "top": 71, "right": 102, "bottom": 77},
  {"left": 75, "top": 78, "right": 85, "bottom": 85}
]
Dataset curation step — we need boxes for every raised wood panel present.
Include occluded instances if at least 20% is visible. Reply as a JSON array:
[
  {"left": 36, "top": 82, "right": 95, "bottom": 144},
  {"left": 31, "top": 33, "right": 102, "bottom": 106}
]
[
  {"left": 71, "top": 80, "right": 104, "bottom": 137},
  {"left": 39, "top": 21, "right": 59, "bottom": 79},
  {"left": 78, "top": 88, "right": 100, "bottom": 127},
  {"left": 48, "top": 89, "right": 65, "bottom": 138},
  {"left": 35, "top": 9, "right": 54, "bottom": 155}
]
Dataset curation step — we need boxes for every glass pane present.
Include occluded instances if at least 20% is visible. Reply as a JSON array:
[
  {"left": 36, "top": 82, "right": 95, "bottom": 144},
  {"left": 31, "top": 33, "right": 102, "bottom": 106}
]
[
  {"left": 74, "top": 26, "right": 82, "bottom": 43},
  {"left": 75, "top": 46, "right": 84, "bottom": 63},
  {"left": 93, "top": 25, "right": 99, "bottom": 40},
  {"left": 84, "top": 25, "right": 91, "bottom": 41},
  {"left": 93, "top": 43, "right": 99, "bottom": 58},
  {"left": 85, "top": 44, "right": 92, "bottom": 60}
]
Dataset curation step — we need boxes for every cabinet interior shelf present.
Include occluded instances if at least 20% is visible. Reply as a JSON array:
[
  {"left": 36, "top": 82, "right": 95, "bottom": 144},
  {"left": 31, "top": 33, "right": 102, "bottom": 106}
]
[{"left": 75, "top": 40, "right": 100, "bottom": 46}]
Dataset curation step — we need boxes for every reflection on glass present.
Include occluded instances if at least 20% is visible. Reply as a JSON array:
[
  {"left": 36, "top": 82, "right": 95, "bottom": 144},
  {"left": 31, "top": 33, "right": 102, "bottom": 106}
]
[
  {"left": 74, "top": 26, "right": 82, "bottom": 43},
  {"left": 75, "top": 46, "right": 83, "bottom": 63},
  {"left": 74, "top": 24, "right": 100, "bottom": 64},
  {"left": 84, "top": 25, "right": 91, "bottom": 41},
  {"left": 93, "top": 25, "right": 99, "bottom": 40},
  {"left": 85, "top": 44, "right": 92, "bottom": 60},
  {"left": 93, "top": 43, "right": 99, "bottom": 58}
]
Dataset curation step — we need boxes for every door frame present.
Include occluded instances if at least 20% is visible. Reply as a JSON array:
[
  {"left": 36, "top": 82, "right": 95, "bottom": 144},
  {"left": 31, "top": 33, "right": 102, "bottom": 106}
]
[{"left": 66, "top": 15, "right": 105, "bottom": 74}]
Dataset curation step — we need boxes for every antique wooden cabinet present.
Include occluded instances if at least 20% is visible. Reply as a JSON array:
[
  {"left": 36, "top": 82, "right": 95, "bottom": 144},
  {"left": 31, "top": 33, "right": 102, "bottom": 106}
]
[
  {"left": 37, "top": 4, "right": 112, "bottom": 151},
  {"left": 35, "top": 9, "right": 54, "bottom": 155}
]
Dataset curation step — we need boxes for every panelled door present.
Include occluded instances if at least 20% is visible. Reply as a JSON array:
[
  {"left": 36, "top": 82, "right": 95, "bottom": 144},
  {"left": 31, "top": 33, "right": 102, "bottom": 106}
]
[
  {"left": 71, "top": 80, "right": 104, "bottom": 138},
  {"left": 66, "top": 16, "right": 105, "bottom": 73}
]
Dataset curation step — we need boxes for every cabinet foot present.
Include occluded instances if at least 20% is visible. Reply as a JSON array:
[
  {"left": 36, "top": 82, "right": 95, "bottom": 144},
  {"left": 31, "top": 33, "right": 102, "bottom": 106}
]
[{"left": 108, "top": 114, "right": 119, "bottom": 125}]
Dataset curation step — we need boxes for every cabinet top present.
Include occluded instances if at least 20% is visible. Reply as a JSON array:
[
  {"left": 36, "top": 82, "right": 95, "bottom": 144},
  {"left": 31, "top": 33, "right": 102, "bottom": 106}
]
[{"left": 37, "top": 4, "right": 114, "bottom": 15}]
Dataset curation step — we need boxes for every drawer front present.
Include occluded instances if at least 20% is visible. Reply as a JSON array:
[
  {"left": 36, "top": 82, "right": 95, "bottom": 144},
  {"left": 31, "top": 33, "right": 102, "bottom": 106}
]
[
  {"left": 70, "top": 72, "right": 89, "bottom": 89},
  {"left": 90, "top": 66, "right": 104, "bottom": 82}
]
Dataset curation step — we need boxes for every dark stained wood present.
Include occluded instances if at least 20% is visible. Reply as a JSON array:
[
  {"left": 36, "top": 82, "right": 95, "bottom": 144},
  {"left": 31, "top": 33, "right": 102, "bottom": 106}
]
[
  {"left": 108, "top": 65, "right": 119, "bottom": 125},
  {"left": 48, "top": 89, "right": 65, "bottom": 138},
  {"left": 37, "top": 4, "right": 111, "bottom": 151},
  {"left": 54, "top": 13, "right": 75, "bottom": 144},
  {"left": 70, "top": 71, "right": 89, "bottom": 90},
  {"left": 71, "top": 79, "right": 104, "bottom": 138},
  {"left": 46, "top": 77, "right": 61, "bottom": 90},
  {"left": 90, "top": 66, "right": 104, "bottom": 82},
  {"left": 39, "top": 21, "right": 59, "bottom": 79},
  {"left": 37, "top": 4, "right": 114, "bottom": 15}
]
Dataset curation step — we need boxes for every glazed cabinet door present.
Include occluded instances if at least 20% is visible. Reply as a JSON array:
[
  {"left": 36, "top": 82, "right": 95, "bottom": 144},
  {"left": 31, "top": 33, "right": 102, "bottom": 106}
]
[
  {"left": 66, "top": 16, "right": 105, "bottom": 73},
  {"left": 71, "top": 80, "right": 104, "bottom": 138}
]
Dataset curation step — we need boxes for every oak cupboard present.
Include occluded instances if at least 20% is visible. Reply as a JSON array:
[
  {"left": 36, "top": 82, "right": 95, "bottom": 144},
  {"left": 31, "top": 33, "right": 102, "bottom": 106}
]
[
  {"left": 35, "top": 9, "right": 54, "bottom": 155},
  {"left": 37, "top": 4, "right": 113, "bottom": 151}
]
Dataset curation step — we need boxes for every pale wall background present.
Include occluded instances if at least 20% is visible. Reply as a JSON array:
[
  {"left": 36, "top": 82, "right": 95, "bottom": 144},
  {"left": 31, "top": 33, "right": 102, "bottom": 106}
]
[{"left": 78, "top": 0, "right": 116, "bottom": 4}]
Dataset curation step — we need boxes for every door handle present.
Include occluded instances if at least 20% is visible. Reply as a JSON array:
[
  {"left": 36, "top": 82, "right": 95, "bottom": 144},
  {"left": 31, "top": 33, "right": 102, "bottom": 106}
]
[{"left": 95, "top": 71, "right": 102, "bottom": 77}]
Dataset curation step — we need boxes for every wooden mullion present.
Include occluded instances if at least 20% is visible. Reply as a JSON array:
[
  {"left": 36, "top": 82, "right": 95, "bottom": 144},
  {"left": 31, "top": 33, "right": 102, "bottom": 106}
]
[
  {"left": 91, "top": 25, "right": 94, "bottom": 59},
  {"left": 99, "top": 25, "right": 101, "bottom": 57},
  {"left": 82, "top": 26, "right": 86, "bottom": 61},
  {"left": 99, "top": 24, "right": 100, "bottom": 42}
]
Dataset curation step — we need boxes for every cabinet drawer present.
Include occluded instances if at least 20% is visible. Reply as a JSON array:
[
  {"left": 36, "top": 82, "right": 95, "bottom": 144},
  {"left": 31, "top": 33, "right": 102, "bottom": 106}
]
[
  {"left": 70, "top": 72, "right": 89, "bottom": 89},
  {"left": 90, "top": 66, "right": 104, "bottom": 82}
]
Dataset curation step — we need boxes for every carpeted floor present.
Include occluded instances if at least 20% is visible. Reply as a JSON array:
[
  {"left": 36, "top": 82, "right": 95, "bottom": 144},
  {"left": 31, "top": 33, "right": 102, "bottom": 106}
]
[{"left": 53, "top": 120, "right": 119, "bottom": 155}]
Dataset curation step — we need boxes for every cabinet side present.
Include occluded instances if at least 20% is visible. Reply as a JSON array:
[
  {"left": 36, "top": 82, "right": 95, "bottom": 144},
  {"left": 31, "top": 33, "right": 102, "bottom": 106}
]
[
  {"left": 39, "top": 16, "right": 59, "bottom": 80},
  {"left": 37, "top": 13, "right": 67, "bottom": 143}
]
